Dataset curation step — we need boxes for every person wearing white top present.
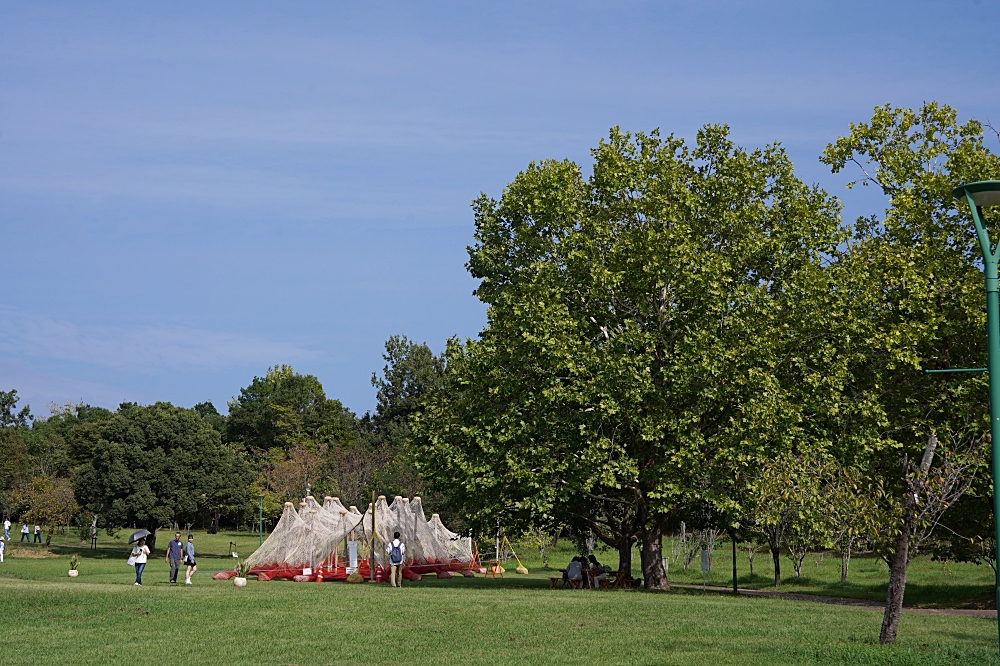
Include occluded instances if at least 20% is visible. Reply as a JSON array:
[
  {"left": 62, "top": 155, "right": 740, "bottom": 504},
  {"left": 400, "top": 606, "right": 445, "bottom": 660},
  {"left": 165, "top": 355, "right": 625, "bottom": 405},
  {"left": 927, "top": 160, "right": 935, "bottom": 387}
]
[
  {"left": 3, "top": 519, "right": 9, "bottom": 540},
  {"left": 0, "top": 537, "right": 5, "bottom": 563},
  {"left": 385, "top": 531, "right": 406, "bottom": 588},
  {"left": 131, "top": 538, "right": 150, "bottom": 586},
  {"left": 184, "top": 534, "right": 197, "bottom": 584}
]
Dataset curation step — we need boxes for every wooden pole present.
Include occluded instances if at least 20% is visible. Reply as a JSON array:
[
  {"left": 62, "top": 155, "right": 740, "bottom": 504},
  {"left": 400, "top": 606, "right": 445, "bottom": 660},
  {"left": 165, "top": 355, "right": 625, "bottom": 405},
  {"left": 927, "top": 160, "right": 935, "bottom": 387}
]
[{"left": 369, "top": 491, "right": 376, "bottom": 581}]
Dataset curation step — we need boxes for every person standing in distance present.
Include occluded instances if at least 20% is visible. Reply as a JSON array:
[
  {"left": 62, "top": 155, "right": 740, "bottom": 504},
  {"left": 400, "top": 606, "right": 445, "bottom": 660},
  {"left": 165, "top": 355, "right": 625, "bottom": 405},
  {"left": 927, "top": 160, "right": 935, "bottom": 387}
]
[
  {"left": 33, "top": 524, "right": 41, "bottom": 543},
  {"left": 385, "top": 531, "right": 405, "bottom": 588},
  {"left": 165, "top": 532, "right": 183, "bottom": 583},
  {"left": 3, "top": 518, "right": 10, "bottom": 540},
  {"left": 131, "top": 537, "right": 150, "bottom": 586},
  {"left": 20, "top": 523, "right": 29, "bottom": 542},
  {"left": 184, "top": 534, "right": 197, "bottom": 584}
]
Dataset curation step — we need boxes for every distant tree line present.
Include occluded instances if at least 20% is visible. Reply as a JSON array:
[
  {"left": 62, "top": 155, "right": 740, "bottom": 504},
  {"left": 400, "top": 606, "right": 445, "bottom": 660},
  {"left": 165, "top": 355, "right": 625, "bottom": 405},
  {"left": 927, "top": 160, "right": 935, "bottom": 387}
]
[{"left": 0, "top": 335, "right": 445, "bottom": 552}]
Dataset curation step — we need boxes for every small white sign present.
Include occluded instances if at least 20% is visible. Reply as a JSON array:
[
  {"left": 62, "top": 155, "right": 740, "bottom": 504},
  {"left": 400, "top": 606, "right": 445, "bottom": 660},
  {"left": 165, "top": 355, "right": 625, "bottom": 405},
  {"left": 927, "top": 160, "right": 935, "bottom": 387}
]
[
  {"left": 302, "top": 567, "right": 312, "bottom": 576},
  {"left": 348, "top": 541, "right": 358, "bottom": 569}
]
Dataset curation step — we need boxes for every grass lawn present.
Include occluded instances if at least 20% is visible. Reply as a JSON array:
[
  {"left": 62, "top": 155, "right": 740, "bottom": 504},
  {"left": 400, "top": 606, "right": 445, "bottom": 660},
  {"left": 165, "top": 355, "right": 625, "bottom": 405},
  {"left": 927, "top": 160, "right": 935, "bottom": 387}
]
[
  {"left": 658, "top": 538, "right": 997, "bottom": 609},
  {"left": 0, "top": 529, "right": 997, "bottom": 665}
]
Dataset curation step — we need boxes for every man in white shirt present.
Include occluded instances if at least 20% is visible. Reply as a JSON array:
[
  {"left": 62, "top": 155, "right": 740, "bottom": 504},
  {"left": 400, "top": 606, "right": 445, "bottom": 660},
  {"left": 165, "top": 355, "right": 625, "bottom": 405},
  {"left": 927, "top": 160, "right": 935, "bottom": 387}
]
[
  {"left": 385, "top": 531, "right": 406, "bottom": 588},
  {"left": 2, "top": 519, "right": 9, "bottom": 540}
]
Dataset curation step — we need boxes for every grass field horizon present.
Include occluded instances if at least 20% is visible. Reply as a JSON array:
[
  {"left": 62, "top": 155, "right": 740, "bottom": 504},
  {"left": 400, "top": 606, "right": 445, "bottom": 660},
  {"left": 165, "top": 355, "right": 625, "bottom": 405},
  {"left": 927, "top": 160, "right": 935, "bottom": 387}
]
[{"left": 2, "top": 528, "right": 998, "bottom": 664}]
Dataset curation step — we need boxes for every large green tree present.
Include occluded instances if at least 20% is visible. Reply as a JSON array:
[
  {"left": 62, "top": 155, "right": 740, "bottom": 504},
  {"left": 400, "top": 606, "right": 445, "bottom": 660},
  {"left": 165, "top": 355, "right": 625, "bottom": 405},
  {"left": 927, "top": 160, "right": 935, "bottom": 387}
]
[
  {"left": 0, "top": 390, "right": 32, "bottom": 518},
  {"left": 366, "top": 335, "right": 447, "bottom": 505},
  {"left": 822, "top": 102, "right": 999, "bottom": 644},
  {"left": 73, "top": 402, "right": 253, "bottom": 550},
  {"left": 227, "top": 366, "right": 373, "bottom": 512},
  {"left": 412, "top": 125, "right": 848, "bottom": 589}
]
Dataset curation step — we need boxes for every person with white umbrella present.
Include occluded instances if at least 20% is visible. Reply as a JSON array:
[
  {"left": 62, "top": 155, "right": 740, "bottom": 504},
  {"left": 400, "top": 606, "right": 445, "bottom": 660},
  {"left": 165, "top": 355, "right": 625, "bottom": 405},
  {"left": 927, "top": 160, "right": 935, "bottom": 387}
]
[{"left": 128, "top": 529, "right": 152, "bottom": 586}]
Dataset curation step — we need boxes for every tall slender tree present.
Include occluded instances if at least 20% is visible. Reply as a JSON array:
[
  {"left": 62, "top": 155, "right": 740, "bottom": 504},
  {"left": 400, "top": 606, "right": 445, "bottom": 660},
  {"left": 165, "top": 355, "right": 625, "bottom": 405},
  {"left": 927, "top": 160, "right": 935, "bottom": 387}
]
[{"left": 822, "top": 102, "right": 999, "bottom": 644}]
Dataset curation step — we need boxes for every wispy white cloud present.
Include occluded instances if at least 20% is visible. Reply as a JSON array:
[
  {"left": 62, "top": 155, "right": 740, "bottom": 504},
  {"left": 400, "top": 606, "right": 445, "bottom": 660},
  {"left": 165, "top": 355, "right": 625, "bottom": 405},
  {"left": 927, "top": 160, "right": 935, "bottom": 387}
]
[
  {"left": 0, "top": 358, "right": 129, "bottom": 412},
  {"left": 0, "top": 306, "right": 318, "bottom": 372}
]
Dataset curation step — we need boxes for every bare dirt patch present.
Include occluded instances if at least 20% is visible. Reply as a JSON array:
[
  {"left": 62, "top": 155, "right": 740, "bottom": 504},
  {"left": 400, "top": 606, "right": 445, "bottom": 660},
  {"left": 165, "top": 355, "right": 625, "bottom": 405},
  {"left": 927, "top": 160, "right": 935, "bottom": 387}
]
[{"left": 7, "top": 548, "right": 59, "bottom": 558}]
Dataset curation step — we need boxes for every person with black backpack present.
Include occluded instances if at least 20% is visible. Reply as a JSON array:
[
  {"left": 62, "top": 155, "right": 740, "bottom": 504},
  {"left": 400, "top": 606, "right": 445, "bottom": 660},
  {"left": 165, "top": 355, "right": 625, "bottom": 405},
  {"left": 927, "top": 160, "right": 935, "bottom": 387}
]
[{"left": 385, "top": 531, "right": 406, "bottom": 587}]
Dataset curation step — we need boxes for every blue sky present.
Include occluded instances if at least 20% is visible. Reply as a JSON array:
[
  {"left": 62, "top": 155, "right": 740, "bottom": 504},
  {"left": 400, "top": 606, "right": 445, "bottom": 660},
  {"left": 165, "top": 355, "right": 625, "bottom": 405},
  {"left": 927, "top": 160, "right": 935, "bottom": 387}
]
[{"left": 1, "top": 1, "right": 998, "bottom": 417}]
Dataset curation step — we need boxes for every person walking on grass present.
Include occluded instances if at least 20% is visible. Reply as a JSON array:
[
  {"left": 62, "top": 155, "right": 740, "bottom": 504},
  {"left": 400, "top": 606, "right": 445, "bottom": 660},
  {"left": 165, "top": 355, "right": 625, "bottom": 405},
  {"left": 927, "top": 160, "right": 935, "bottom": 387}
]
[
  {"left": 386, "top": 531, "right": 405, "bottom": 588},
  {"left": 131, "top": 537, "right": 150, "bottom": 586},
  {"left": 20, "top": 523, "right": 29, "bottom": 543},
  {"left": 3, "top": 518, "right": 9, "bottom": 540},
  {"left": 184, "top": 534, "right": 196, "bottom": 584},
  {"left": 33, "top": 525, "right": 41, "bottom": 543},
  {"left": 165, "top": 532, "right": 183, "bottom": 583}
]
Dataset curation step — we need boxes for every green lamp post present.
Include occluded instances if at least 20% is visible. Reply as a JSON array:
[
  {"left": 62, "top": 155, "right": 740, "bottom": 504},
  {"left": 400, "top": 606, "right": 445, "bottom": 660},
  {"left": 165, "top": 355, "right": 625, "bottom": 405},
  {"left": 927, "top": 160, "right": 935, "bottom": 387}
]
[{"left": 952, "top": 180, "right": 1000, "bottom": 643}]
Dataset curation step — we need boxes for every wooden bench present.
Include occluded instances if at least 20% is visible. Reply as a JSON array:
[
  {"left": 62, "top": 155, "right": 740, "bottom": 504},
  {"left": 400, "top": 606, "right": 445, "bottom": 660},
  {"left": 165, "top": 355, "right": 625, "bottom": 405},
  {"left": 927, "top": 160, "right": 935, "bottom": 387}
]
[{"left": 610, "top": 571, "right": 634, "bottom": 590}]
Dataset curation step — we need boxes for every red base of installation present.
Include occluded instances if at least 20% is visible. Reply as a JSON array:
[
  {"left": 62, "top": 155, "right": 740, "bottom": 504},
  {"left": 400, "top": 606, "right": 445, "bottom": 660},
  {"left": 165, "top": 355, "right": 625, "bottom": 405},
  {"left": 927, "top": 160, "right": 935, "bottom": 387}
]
[{"left": 214, "top": 558, "right": 478, "bottom": 583}]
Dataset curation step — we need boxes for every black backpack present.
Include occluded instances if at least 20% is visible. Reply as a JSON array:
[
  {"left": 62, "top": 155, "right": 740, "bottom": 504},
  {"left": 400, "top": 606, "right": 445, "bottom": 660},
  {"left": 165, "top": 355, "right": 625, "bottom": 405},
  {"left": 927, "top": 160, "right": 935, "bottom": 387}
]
[{"left": 390, "top": 541, "right": 403, "bottom": 565}]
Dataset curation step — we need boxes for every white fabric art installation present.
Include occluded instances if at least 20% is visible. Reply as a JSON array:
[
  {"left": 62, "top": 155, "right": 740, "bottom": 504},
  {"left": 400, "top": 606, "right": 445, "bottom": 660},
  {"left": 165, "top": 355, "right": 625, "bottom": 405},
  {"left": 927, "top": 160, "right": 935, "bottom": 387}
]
[{"left": 242, "top": 495, "right": 475, "bottom": 579}]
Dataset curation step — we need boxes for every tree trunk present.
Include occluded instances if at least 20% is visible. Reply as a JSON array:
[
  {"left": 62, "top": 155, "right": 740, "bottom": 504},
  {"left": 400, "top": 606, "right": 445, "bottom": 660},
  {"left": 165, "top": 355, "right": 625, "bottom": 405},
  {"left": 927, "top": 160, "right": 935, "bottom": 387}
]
[
  {"left": 880, "top": 488, "right": 915, "bottom": 645},
  {"left": 637, "top": 496, "right": 668, "bottom": 590},
  {"left": 769, "top": 543, "right": 781, "bottom": 588},
  {"left": 788, "top": 542, "right": 808, "bottom": 578},
  {"left": 746, "top": 542, "right": 755, "bottom": 576},
  {"left": 616, "top": 532, "right": 633, "bottom": 576},
  {"left": 145, "top": 523, "right": 159, "bottom": 552},
  {"left": 840, "top": 538, "right": 851, "bottom": 583}
]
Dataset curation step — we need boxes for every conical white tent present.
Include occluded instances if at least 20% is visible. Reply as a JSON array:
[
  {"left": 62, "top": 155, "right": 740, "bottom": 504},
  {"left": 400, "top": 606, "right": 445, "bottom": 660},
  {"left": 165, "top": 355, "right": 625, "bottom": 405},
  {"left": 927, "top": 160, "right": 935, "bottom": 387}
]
[
  {"left": 240, "top": 494, "right": 476, "bottom": 581},
  {"left": 429, "top": 512, "right": 473, "bottom": 562}
]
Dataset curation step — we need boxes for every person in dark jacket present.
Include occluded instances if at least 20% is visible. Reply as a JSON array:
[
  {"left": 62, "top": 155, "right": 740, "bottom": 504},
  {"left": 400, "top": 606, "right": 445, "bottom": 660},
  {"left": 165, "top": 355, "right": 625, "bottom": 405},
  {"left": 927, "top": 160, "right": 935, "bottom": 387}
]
[{"left": 165, "top": 532, "right": 183, "bottom": 583}]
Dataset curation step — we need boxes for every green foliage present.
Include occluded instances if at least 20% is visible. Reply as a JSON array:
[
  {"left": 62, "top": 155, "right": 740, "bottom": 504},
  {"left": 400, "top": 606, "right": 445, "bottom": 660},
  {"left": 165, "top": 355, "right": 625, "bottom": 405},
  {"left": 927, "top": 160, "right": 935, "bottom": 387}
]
[
  {"left": 226, "top": 365, "right": 328, "bottom": 454},
  {"left": 225, "top": 365, "right": 366, "bottom": 507},
  {"left": 0, "top": 389, "right": 32, "bottom": 515},
  {"left": 0, "top": 388, "right": 32, "bottom": 428},
  {"left": 72, "top": 402, "right": 253, "bottom": 546},
  {"left": 368, "top": 335, "right": 447, "bottom": 508},
  {"left": 234, "top": 558, "right": 251, "bottom": 578},
  {"left": 412, "top": 124, "right": 851, "bottom": 586},
  {"left": 372, "top": 335, "right": 446, "bottom": 426},
  {"left": 821, "top": 103, "right": 999, "bottom": 556}
]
